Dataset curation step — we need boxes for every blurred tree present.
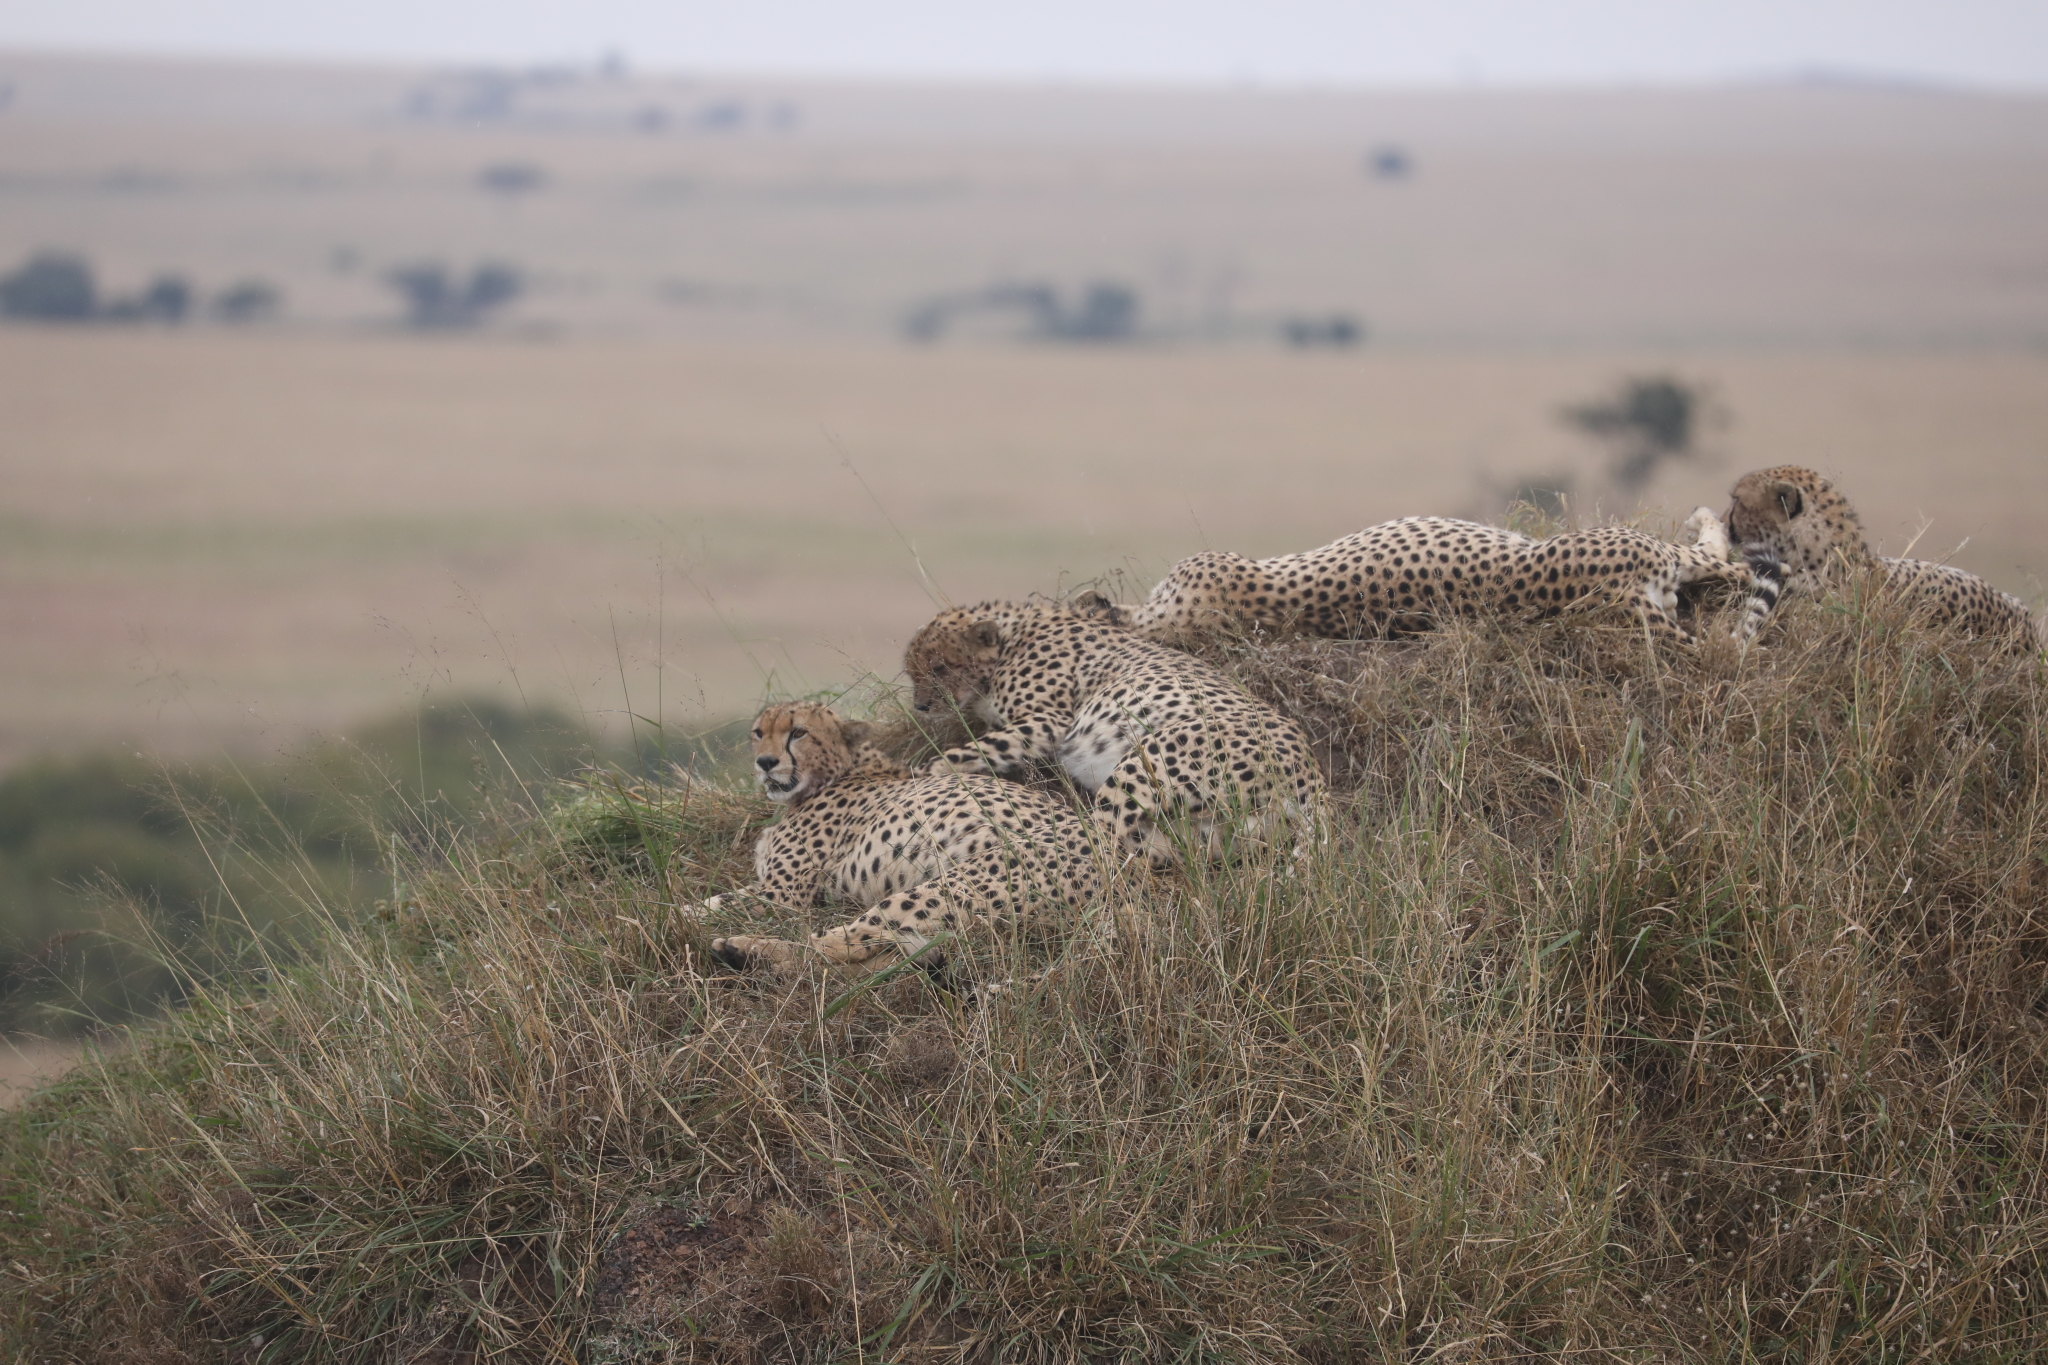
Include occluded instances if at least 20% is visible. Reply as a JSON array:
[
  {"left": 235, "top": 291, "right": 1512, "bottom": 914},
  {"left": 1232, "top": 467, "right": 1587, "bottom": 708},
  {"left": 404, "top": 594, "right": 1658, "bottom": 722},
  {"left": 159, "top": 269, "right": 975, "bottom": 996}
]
[
  {"left": 386, "top": 261, "right": 524, "bottom": 328},
  {"left": 1563, "top": 375, "right": 1714, "bottom": 493},
  {"left": 1367, "top": 144, "right": 1413, "bottom": 179},
  {"left": 0, "top": 252, "right": 96, "bottom": 320},
  {"left": 902, "top": 278, "right": 1140, "bottom": 343},
  {"left": 1062, "top": 282, "right": 1139, "bottom": 340},
  {"left": 142, "top": 276, "right": 192, "bottom": 322},
  {"left": 101, "top": 275, "right": 192, "bottom": 324}
]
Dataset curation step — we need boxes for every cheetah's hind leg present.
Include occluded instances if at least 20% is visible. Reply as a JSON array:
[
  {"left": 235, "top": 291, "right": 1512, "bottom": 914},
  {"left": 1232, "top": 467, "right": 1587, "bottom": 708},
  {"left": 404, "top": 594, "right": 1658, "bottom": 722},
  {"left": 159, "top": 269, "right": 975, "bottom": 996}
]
[
  {"left": 707, "top": 923, "right": 959, "bottom": 983},
  {"left": 707, "top": 933, "right": 810, "bottom": 973},
  {"left": 1088, "top": 761, "right": 1181, "bottom": 868}
]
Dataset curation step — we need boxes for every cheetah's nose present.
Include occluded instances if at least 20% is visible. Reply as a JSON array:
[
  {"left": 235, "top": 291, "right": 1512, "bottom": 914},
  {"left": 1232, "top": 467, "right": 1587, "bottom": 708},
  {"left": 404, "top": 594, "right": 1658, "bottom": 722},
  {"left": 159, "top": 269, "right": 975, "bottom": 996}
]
[{"left": 756, "top": 756, "right": 778, "bottom": 772}]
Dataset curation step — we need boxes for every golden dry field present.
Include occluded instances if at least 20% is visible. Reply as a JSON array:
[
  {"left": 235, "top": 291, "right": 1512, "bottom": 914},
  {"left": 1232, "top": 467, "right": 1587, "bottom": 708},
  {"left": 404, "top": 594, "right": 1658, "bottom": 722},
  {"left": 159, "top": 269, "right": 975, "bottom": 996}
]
[
  {"left": 5, "top": 329, "right": 2047, "bottom": 764},
  {"left": 2, "top": 52, "right": 2047, "bottom": 763}
]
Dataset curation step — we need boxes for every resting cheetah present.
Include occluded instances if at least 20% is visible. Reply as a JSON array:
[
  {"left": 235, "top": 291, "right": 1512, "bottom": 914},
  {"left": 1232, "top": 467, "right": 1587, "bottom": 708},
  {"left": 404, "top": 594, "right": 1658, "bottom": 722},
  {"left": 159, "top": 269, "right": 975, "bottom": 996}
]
[
  {"left": 904, "top": 601, "right": 1327, "bottom": 867},
  {"left": 1727, "top": 465, "right": 2038, "bottom": 649},
  {"left": 1119, "top": 507, "right": 1781, "bottom": 648},
  {"left": 704, "top": 702, "right": 1107, "bottom": 975}
]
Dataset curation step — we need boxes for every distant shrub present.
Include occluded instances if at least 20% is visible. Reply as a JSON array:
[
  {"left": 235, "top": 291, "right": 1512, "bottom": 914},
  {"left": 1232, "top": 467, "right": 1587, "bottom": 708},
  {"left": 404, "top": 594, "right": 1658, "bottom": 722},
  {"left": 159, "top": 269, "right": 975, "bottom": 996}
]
[
  {"left": 1504, "top": 475, "right": 1576, "bottom": 519},
  {"left": 1366, "top": 143, "right": 1413, "bottom": 178},
  {"left": 211, "top": 278, "right": 283, "bottom": 322},
  {"left": 903, "top": 278, "right": 1142, "bottom": 343},
  {"left": 0, "top": 252, "right": 97, "bottom": 321},
  {"left": 1281, "top": 314, "right": 1364, "bottom": 348},
  {"left": 694, "top": 100, "right": 745, "bottom": 132},
  {"left": 386, "top": 260, "right": 524, "bottom": 328},
  {"left": 477, "top": 162, "right": 547, "bottom": 196},
  {"left": 99, "top": 275, "right": 192, "bottom": 324}
]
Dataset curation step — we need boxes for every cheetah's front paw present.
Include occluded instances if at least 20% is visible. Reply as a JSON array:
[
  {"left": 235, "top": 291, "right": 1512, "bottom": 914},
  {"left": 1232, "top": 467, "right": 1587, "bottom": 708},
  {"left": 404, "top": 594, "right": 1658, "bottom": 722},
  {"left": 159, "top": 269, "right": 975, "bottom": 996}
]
[
  {"left": 1683, "top": 506, "right": 1733, "bottom": 557},
  {"left": 677, "top": 894, "right": 723, "bottom": 921}
]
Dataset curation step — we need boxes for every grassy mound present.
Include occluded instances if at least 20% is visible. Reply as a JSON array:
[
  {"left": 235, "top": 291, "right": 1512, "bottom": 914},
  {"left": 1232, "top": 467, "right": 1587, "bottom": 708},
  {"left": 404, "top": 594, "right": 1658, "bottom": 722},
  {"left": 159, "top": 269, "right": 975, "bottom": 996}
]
[{"left": 6, "top": 594, "right": 2047, "bottom": 1362}]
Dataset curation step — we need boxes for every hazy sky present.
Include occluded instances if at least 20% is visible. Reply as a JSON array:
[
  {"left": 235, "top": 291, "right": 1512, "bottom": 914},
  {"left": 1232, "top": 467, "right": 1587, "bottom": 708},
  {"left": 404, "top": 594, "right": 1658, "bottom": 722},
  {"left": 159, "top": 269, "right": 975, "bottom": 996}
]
[{"left": 1, "top": 0, "right": 2044, "bottom": 88}]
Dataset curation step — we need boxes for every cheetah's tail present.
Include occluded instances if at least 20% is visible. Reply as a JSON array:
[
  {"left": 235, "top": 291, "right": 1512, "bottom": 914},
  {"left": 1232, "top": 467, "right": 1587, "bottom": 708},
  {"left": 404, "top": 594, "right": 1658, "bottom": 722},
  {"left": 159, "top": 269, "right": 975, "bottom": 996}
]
[{"left": 1736, "top": 544, "right": 1788, "bottom": 644}]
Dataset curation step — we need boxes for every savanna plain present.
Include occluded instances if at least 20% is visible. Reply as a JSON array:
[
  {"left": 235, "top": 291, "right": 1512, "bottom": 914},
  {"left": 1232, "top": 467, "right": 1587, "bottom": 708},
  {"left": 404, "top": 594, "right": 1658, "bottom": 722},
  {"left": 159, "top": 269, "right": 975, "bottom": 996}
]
[{"left": 4, "top": 51, "right": 2048, "bottom": 1362}]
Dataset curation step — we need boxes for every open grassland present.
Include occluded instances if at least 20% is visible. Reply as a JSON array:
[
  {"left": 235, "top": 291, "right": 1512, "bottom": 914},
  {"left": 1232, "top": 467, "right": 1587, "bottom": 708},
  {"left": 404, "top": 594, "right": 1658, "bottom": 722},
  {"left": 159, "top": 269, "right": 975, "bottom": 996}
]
[
  {"left": 4, "top": 54, "right": 2047, "bottom": 349},
  {"left": 5, "top": 590, "right": 2047, "bottom": 1361},
  {"left": 4, "top": 328, "right": 2048, "bottom": 768}
]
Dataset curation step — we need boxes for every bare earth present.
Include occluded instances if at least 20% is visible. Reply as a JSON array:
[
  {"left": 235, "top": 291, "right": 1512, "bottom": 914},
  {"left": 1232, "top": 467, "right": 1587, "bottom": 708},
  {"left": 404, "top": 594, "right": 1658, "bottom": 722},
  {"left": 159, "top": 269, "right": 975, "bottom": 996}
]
[
  {"left": 0, "top": 53, "right": 2045, "bottom": 763},
  {"left": 0, "top": 1036, "right": 85, "bottom": 1108}
]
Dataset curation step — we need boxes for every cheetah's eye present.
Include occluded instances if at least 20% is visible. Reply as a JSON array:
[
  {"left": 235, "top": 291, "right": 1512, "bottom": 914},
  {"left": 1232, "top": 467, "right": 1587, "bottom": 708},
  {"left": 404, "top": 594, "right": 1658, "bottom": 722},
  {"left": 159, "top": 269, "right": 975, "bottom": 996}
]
[
  {"left": 750, "top": 728, "right": 762, "bottom": 739},
  {"left": 789, "top": 727, "right": 807, "bottom": 740}
]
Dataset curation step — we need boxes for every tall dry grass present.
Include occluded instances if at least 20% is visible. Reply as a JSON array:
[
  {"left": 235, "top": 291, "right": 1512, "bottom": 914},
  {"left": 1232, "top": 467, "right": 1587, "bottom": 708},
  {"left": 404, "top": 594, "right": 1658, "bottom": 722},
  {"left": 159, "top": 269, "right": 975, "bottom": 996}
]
[{"left": 5, "top": 588, "right": 2047, "bottom": 1362}]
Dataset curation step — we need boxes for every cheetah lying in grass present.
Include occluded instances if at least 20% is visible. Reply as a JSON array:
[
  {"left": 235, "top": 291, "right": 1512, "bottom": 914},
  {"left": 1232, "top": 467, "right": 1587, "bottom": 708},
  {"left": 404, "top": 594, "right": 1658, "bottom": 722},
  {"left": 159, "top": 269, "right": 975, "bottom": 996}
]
[
  {"left": 1727, "top": 465, "right": 2039, "bottom": 650},
  {"left": 904, "top": 601, "right": 1327, "bottom": 867},
  {"left": 703, "top": 702, "right": 1108, "bottom": 975},
  {"left": 1117, "top": 507, "right": 1782, "bottom": 649}
]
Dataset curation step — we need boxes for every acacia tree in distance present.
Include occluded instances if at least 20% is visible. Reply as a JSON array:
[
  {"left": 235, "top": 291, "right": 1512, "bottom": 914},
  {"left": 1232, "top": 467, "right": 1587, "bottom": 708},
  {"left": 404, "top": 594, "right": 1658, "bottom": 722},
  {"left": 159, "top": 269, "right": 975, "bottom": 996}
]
[
  {"left": 1563, "top": 375, "right": 1715, "bottom": 494},
  {"left": 0, "top": 253, "right": 97, "bottom": 320}
]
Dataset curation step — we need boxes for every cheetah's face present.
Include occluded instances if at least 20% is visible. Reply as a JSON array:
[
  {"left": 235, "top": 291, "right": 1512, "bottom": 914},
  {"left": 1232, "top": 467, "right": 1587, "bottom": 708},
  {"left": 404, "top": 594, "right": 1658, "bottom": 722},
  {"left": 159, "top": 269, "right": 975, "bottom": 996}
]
[
  {"left": 749, "top": 702, "right": 870, "bottom": 804},
  {"left": 903, "top": 612, "right": 1002, "bottom": 715},
  {"left": 1727, "top": 465, "right": 1866, "bottom": 591}
]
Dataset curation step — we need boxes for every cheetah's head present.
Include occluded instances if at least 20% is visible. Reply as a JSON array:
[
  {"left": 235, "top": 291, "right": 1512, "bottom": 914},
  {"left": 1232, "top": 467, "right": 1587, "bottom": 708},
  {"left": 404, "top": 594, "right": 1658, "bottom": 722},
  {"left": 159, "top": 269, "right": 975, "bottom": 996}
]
[
  {"left": 903, "top": 609, "right": 1004, "bottom": 716},
  {"left": 1726, "top": 465, "right": 1870, "bottom": 594},
  {"left": 749, "top": 702, "right": 872, "bottom": 804}
]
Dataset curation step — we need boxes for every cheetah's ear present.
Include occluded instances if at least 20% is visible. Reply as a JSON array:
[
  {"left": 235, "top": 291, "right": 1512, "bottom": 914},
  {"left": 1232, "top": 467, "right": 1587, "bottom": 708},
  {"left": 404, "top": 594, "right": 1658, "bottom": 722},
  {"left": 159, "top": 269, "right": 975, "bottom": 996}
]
[
  {"left": 838, "top": 719, "right": 872, "bottom": 746},
  {"left": 1771, "top": 482, "right": 1804, "bottom": 520},
  {"left": 970, "top": 621, "right": 1001, "bottom": 651}
]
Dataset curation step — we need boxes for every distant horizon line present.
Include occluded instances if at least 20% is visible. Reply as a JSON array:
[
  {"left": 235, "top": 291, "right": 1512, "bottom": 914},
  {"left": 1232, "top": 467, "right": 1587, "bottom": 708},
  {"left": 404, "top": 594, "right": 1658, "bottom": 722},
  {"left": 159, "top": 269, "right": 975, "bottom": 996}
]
[{"left": 3, "top": 42, "right": 2041, "bottom": 99}]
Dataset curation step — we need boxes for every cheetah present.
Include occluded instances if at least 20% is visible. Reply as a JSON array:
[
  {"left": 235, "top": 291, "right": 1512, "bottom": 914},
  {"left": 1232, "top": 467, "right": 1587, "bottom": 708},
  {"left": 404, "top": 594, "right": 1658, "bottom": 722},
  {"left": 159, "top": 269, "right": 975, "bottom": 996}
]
[
  {"left": 904, "top": 601, "right": 1327, "bottom": 867},
  {"left": 1118, "top": 507, "right": 1782, "bottom": 649},
  {"left": 703, "top": 702, "right": 1108, "bottom": 975},
  {"left": 1727, "top": 465, "right": 2039, "bottom": 649}
]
